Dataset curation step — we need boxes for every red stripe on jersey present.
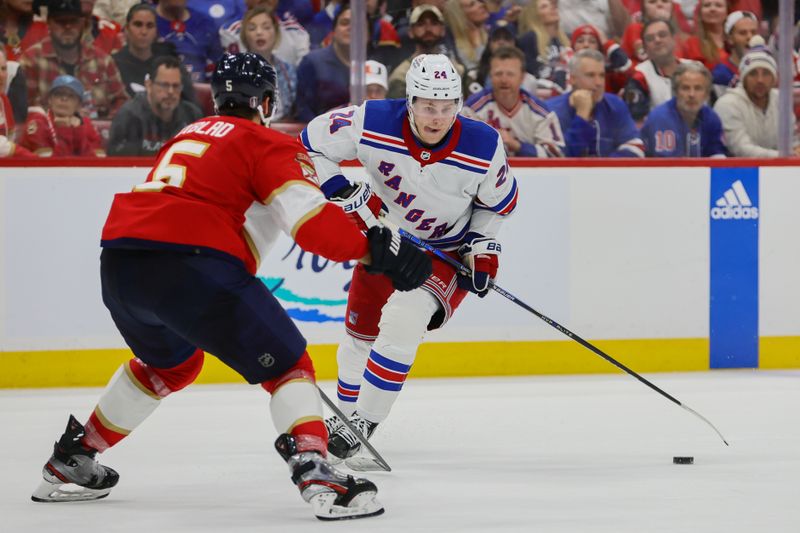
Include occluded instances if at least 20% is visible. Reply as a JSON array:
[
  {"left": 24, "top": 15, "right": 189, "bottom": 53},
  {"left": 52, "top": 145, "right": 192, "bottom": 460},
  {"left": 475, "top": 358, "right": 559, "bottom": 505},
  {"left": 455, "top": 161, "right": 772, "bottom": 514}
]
[
  {"left": 450, "top": 151, "right": 491, "bottom": 168},
  {"left": 337, "top": 384, "right": 360, "bottom": 397},
  {"left": 366, "top": 357, "right": 407, "bottom": 383},
  {"left": 498, "top": 188, "right": 519, "bottom": 215},
  {"left": 362, "top": 131, "right": 405, "bottom": 146}
]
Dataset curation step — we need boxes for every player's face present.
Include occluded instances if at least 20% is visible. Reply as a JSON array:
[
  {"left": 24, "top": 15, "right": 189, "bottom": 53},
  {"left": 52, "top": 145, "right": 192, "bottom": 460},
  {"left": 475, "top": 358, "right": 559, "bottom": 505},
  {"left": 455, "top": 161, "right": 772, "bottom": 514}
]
[
  {"left": 572, "top": 58, "right": 605, "bottom": 102},
  {"left": 147, "top": 66, "right": 182, "bottom": 115},
  {"left": 49, "top": 16, "right": 84, "bottom": 48},
  {"left": 48, "top": 88, "right": 81, "bottom": 118},
  {"left": 244, "top": 13, "right": 277, "bottom": 56},
  {"left": 126, "top": 10, "right": 157, "bottom": 51},
  {"left": 411, "top": 97, "right": 459, "bottom": 144},
  {"left": 728, "top": 18, "right": 758, "bottom": 56},
  {"left": 490, "top": 57, "right": 524, "bottom": 99},
  {"left": 573, "top": 34, "right": 599, "bottom": 51},
  {"left": 643, "top": 0, "right": 672, "bottom": 22},
  {"left": 699, "top": 0, "right": 727, "bottom": 26},
  {"left": 642, "top": 21, "right": 674, "bottom": 60},
  {"left": 743, "top": 66, "right": 775, "bottom": 101},
  {"left": 675, "top": 71, "right": 709, "bottom": 115}
]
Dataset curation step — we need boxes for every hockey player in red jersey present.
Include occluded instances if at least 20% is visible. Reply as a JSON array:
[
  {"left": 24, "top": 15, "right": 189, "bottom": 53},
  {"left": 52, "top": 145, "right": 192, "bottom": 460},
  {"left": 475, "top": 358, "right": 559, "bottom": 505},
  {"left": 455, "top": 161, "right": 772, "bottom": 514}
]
[{"left": 30, "top": 52, "right": 432, "bottom": 521}]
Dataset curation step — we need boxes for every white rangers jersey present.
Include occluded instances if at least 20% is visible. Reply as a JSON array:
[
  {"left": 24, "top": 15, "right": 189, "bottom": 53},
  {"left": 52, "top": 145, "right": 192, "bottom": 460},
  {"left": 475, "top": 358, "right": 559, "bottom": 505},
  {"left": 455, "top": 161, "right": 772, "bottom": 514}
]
[
  {"left": 300, "top": 99, "right": 518, "bottom": 250},
  {"left": 463, "top": 88, "right": 565, "bottom": 157}
]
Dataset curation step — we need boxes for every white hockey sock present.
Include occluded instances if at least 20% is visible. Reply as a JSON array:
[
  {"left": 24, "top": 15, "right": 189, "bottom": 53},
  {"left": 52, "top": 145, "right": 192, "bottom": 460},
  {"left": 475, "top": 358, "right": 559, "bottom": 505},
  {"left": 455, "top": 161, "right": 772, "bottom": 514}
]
[
  {"left": 355, "top": 289, "right": 439, "bottom": 423},
  {"left": 335, "top": 335, "right": 372, "bottom": 417}
]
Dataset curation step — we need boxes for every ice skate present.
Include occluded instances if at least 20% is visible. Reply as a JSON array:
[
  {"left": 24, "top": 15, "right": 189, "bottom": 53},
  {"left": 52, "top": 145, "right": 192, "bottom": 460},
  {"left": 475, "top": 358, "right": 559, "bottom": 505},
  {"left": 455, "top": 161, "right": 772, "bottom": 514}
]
[
  {"left": 32, "top": 415, "right": 120, "bottom": 503},
  {"left": 327, "top": 413, "right": 378, "bottom": 462},
  {"left": 275, "top": 434, "right": 384, "bottom": 521}
]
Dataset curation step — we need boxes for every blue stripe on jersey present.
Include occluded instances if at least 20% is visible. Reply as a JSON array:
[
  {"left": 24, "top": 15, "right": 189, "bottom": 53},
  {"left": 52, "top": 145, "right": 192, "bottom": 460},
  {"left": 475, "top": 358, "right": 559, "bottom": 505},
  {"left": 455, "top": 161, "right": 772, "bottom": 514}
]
[
  {"left": 300, "top": 128, "right": 315, "bottom": 153},
  {"left": 337, "top": 378, "right": 360, "bottom": 403},
  {"left": 359, "top": 138, "right": 410, "bottom": 156},
  {"left": 439, "top": 158, "right": 489, "bottom": 175},
  {"left": 454, "top": 116, "right": 499, "bottom": 161},
  {"left": 362, "top": 99, "right": 406, "bottom": 137},
  {"left": 476, "top": 178, "right": 518, "bottom": 213},
  {"left": 426, "top": 224, "right": 470, "bottom": 247}
]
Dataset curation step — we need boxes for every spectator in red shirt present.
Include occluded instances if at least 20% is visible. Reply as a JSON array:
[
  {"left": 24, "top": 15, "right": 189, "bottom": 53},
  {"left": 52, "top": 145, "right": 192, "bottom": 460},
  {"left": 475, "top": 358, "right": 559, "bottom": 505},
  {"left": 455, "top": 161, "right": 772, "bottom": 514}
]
[
  {"left": 621, "top": 0, "right": 692, "bottom": 63},
  {"left": 683, "top": 0, "right": 729, "bottom": 67},
  {"left": 17, "top": 74, "right": 104, "bottom": 156},
  {"left": 19, "top": 0, "right": 128, "bottom": 118},
  {"left": 0, "top": 0, "right": 47, "bottom": 60},
  {"left": 571, "top": 23, "right": 633, "bottom": 94},
  {"left": 79, "top": 0, "right": 125, "bottom": 55}
]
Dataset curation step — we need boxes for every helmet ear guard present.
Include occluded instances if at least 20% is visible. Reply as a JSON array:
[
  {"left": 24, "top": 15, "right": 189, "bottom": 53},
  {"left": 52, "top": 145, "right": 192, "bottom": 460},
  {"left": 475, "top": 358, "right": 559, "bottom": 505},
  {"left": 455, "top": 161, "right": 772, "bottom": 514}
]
[{"left": 211, "top": 53, "right": 279, "bottom": 124}]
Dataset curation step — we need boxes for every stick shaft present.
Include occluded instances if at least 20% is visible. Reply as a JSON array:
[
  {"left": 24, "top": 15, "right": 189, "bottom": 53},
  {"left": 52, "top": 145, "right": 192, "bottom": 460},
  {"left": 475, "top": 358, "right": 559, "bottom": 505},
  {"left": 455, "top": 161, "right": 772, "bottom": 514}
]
[{"left": 397, "top": 228, "right": 729, "bottom": 446}]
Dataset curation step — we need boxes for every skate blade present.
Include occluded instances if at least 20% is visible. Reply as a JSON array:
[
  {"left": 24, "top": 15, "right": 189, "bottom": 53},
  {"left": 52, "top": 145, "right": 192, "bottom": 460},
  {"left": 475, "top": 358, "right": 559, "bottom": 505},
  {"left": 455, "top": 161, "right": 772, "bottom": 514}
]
[
  {"left": 31, "top": 479, "right": 112, "bottom": 503},
  {"left": 310, "top": 491, "right": 385, "bottom": 521},
  {"left": 344, "top": 456, "right": 389, "bottom": 472}
]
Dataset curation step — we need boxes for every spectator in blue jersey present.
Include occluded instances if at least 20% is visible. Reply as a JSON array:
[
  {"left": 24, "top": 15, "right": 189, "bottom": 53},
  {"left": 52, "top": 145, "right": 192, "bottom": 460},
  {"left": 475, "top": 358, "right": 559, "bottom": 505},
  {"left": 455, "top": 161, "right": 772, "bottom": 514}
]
[
  {"left": 546, "top": 49, "right": 645, "bottom": 157},
  {"left": 155, "top": 0, "right": 224, "bottom": 82},
  {"left": 711, "top": 10, "right": 758, "bottom": 99},
  {"left": 295, "top": 5, "right": 351, "bottom": 121},
  {"left": 641, "top": 62, "right": 727, "bottom": 157}
]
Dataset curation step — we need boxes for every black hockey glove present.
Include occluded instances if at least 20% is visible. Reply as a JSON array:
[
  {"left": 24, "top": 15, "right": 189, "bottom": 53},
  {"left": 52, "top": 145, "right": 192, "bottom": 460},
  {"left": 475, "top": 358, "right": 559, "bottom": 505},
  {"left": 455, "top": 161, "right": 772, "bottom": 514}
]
[{"left": 365, "top": 226, "right": 432, "bottom": 291}]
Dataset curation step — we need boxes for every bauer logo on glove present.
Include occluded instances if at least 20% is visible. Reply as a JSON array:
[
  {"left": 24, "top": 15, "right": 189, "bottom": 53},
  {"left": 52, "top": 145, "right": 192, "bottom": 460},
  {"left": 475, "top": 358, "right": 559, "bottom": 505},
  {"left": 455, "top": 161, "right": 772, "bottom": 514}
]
[{"left": 457, "top": 232, "right": 501, "bottom": 298}]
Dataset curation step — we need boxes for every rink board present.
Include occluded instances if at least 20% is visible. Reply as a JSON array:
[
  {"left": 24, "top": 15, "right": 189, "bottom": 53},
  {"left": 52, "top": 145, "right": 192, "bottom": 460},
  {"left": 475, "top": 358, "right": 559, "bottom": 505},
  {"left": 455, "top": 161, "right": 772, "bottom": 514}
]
[{"left": 1, "top": 159, "right": 798, "bottom": 388}]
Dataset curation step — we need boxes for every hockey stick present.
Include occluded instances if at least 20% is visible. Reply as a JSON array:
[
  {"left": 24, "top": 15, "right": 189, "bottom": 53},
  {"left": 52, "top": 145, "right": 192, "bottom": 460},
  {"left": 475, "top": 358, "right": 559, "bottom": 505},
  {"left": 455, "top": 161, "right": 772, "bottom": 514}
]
[
  {"left": 397, "top": 228, "right": 730, "bottom": 447},
  {"left": 316, "top": 385, "right": 393, "bottom": 472}
]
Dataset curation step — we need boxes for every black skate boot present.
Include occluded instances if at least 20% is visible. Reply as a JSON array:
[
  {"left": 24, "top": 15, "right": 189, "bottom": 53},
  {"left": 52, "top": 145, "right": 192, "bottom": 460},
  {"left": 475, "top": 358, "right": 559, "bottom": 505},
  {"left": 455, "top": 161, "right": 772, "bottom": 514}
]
[
  {"left": 275, "top": 434, "right": 384, "bottom": 521},
  {"left": 327, "top": 413, "right": 378, "bottom": 462},
  {"left": 31, "top": 415, "right": 120, "bottom": 502},
  {"left": 324, "top": 415, "right": 344, "bottom": 437}
]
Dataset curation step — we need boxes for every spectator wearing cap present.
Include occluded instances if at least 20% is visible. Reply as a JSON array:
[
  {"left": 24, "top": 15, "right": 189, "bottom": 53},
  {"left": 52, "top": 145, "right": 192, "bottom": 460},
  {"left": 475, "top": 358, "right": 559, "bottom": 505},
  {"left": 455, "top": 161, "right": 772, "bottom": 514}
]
[
  {"left": 17, "top": 74, "right": 104, "bottom": 156},
  {"left": 19, "top": 0, "right": 128, "bottom": 119},
  {"left": 623, "top": 19, "right": 695, "bottom": 121},
  {"left": 113, "top": 4, "right": 197, "bottom": 104},
  {"left": 640, "top": 62, "right": 727, "bottom": 156},
  {"left": 295, "top": 4, "right": 352, "bottom": 121},
  {"left": 155, "top": 0, "right": 223, "bottom": 82},
  {"left": 387, "top": 4, "right": 465, "bottom": 98},
  {"left": 714, "top": 36, "right": 800, "bottom": 157},
  {"left": 571, "top": 23, "right": 633, "bottom": 94},
  {"left": 545, "top": 48, "right": 645, "bottom": 157},
  {"left": 364, "top": 60, "right": 388, "bottom": 100},
  {"left": 107, "top": 55, "right": 202, "bottom": 156},
  {"left": 464, "top": 46, "right": 564, "bottom": 157},
  {"left": 711, "top": 10, "right": 757, "bottom": 97},
  {"left": 238, "top": 5, "right": 297, "bottom": 120}
]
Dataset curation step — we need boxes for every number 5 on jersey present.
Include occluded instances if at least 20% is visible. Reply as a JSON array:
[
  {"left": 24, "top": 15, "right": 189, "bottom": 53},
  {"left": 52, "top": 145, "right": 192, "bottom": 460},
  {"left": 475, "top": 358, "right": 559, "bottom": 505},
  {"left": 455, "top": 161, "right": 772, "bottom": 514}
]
[{"left": 134, "top": 140, "right": 210, "bottom": 192}]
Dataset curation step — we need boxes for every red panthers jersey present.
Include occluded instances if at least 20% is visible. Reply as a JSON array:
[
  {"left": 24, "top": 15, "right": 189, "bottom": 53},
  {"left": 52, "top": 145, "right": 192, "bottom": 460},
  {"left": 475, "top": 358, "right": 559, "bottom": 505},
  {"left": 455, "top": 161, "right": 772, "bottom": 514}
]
[{"left": 101, "top": 115, "right": 367, "bottom": 274}]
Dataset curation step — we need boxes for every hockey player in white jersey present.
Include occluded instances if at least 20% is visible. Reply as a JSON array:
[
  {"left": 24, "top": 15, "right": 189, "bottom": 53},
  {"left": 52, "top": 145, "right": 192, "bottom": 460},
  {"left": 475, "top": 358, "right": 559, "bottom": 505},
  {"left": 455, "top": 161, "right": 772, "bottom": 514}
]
[{"left": 300, "top": 54, "right": 518, "bottom": 462}]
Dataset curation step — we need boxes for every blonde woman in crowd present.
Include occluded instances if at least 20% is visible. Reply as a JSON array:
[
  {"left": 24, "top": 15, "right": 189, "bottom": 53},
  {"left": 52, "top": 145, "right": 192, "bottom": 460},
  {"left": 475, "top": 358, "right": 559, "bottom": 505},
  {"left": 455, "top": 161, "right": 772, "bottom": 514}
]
[
  {"left": 517, "top": 0, "right": 571, "bottom": 90},
  {"left": 443, "top": 0, "right": 489, "bottom": 72},
  {"left": 683, "top": 0, "right": 728, "bottom": 67},
  {"left": 239, "top": 5, "right": 297, "bottom": 121}
]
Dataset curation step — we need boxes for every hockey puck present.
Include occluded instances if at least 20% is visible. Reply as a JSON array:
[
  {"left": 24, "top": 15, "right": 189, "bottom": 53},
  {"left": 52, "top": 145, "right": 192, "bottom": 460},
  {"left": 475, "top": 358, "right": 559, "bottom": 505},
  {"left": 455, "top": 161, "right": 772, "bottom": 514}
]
[{"left": 673, "top": 456, "right": 694, "bottom": 464}]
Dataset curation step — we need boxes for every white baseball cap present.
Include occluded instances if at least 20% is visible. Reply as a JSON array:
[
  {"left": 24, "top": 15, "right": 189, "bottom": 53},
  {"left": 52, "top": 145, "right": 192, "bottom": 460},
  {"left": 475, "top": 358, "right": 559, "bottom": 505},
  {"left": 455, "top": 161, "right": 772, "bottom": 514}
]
[{"left": 365, "top": 60, "right": 388, "bottom": 90}]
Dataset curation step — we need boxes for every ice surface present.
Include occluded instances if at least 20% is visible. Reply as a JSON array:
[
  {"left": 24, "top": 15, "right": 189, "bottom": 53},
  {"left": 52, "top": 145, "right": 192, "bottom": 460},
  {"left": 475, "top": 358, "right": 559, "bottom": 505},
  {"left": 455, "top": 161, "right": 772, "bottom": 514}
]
[{"left": 1, "top": 371, "right": 798, "bottom": 532}]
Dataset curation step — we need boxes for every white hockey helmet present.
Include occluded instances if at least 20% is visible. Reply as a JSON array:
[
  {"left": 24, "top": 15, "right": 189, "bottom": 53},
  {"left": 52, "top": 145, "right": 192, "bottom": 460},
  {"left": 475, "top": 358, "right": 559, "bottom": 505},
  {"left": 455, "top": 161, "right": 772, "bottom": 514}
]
[{"left": 405, "top": 54, "right": 462, "bottom": 138}]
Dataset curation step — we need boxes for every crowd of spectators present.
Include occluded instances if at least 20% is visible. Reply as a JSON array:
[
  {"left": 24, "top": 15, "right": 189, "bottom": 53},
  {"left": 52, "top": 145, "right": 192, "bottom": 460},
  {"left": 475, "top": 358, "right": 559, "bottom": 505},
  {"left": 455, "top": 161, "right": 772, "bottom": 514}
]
[{"left": 0, "top": 0, "right": 798, "bottom": 158}]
